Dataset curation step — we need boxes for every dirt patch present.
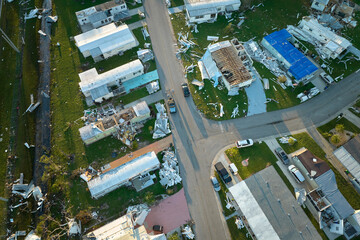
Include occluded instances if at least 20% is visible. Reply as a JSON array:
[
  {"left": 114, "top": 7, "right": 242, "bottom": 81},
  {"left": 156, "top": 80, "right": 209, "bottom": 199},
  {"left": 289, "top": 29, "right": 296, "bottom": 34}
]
[{"left": 328, "top": 129, "right": 354, "bottom": 147}]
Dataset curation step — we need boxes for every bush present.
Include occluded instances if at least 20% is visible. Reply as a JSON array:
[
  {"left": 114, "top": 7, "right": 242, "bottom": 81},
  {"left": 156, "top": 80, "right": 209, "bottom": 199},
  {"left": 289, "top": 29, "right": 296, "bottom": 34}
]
[
  {"left": 224, "top": 23, "right": 234, "bottom": 35},
  {"left": 321, "top": 132, "right": 332, "bottom": 139},
  {"left": 76, "top": 210, "right": 92, "bottom": 225},
  {"left": 331, "top": 134, "right": 341, "bottom": 144},
  {"left": 335, "top": 124, "right": 345, "bottom": 133},
  {"left": 288, "top": 138, "right": 296, "bottom": 146},
  {"left": 132, "top": 140, "right": 138, "bottom": 150},
  {"left": 168, "top": 232, "right": 181, "bottom": 240},
  {"left": 144, "top": 192, "right": 155, "bottom": 205}
]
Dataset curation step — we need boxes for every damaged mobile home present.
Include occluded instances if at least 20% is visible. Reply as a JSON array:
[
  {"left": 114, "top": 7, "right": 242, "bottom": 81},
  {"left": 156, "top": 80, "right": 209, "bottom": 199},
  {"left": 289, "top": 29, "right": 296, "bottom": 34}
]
[
  {"left": 78, "top": 59, "right": 144, "bottom": 103},
  {"left": 198, "top": 39, "right": 255, "bottom": 95}
]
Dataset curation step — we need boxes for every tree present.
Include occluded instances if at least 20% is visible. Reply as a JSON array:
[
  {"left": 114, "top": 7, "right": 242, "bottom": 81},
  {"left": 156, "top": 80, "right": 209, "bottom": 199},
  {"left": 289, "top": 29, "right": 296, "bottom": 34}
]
[
  {"left": 132, "top": 140, "right": 138, "bottom": 150},
  {"left": 335, "top": 124, "right": 345, "bottom": 133},
  {"left": 331, "top": 134, "right": 341, "bottom": 144},
  {"left": 148, "top": 126, "right": 153, "bottom": 133},
  {"left": 278, "top": 75, "right": 287, "bottom": 83},
  {"left": 288, "top": 138, "right": 296, "bottom": 146},
  {"left": 76, "top": 210, "right": 92, "bottom": 225},
  {"left": 144, "top": 192, "right": 155, "bottom": 205},
  {"left": 168, "top": 232, "right": 181, "bottom": 240},
  {"left": 224, "top": 23, "right": 234, "bottom": 35}
]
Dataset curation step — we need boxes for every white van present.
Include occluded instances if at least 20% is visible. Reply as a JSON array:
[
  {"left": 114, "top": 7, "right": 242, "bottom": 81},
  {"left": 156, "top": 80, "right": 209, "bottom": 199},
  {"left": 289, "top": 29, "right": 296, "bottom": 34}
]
[
  {"left": 229, "top": 163, "right": 238, "bottom": 175},
  {"left": 288, "top": 165, "right": 305, "bottom": 183}
]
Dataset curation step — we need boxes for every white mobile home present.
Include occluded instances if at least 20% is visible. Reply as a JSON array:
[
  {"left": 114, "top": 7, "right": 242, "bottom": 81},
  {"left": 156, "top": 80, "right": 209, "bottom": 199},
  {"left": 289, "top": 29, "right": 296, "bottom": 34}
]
[
  {"left": 74, "top": 23, "right": 138, "bottom": 62},
  {"left": 78, "top": 59, "right": 143, "bottom": 102},
  {"left": 87, "top": 151, "right": 160, "bottom": 199},
  {"left": 76, "top": 0, "right": 129, "bottom": 32},
  {"left": 185, "top": 0, "right": 240, "bottom": 24}
]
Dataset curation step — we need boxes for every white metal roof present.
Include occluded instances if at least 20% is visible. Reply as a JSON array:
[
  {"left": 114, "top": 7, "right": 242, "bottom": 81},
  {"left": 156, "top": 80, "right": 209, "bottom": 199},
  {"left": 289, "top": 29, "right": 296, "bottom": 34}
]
[
  {"left": 334, "top": 147, "right": 360, "bottom": 181},
  {"left": 74, "top": 23, "right": 137, "bottom": 55},
  {"left": 79, "top": 59, "right": 143, "bottom": 93},
  {"left": 229, "top": 181, "right": 280, "bottom": 240},
  {"left": 87, "top": 151, "right": 160, "bottom": 198},
  {"left": 299, "top": 17, "right": 351, "bottom": 53},
  {"left": 79, "top": 123, "right": 103, "bottom": 141},
  {"left": 185, "top": 0, "right": 239, "bottom": 10},
  {"left": 133, "top": 101, "right": 150, "bottom": 117}
]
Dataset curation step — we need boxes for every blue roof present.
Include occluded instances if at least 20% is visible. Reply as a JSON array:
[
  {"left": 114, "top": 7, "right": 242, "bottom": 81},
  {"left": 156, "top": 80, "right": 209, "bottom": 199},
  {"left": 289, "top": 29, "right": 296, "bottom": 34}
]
[
  {"left": 264, "top": 29, "right": 318, "bottom": 80},
  {"left": 122, "top": 70, "right": 159, "bottom": 93}
]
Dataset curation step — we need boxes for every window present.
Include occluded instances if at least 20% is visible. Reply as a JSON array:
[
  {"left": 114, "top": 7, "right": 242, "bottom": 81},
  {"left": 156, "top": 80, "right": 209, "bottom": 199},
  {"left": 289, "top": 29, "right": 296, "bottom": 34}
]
[
  {"left": 121, "top": 5, "right": 126, "bottom": 9},
  {"left": 105, "top": 19, "right": 108, "bottom": 23},
  {"left": 195, "top": 15, "right": 204, "bottom": 19},
  {"left": 217, "top": 7, "right": 221, "bottom": 11},
  {"left": 101, "top": 20, "right": 104, "bottom": 24},
  {"left": 211, "top": 13, "right": 216, "bottom": 18}
]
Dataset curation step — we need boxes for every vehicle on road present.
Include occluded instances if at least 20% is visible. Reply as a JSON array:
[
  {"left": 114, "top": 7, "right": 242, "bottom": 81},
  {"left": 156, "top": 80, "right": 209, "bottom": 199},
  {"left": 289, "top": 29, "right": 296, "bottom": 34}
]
[
  {"left": 274, "top": 147, "right": 289, "bottom": 165},
  {"left": 153, "top": 225, "right": 164, "bottom": 233},
  {"left": 215, "top": 162, "right": 232, "bottom": 184},
  {"left": 168, "top": 97, "right": 176, "bottom": 113},
  {"left": 288, "top": 165, "right": 305, "bottom": 183},
  {"left": 235, "top": 139, "right": 254, "bottom": 148},
  {"left": 210, "top": 176, "right": 221, "bottom": 192},
  {"left": 320, "top": 72, "right": 334, "bottom": 84},
  {"left": 181, "top": 83, "right": 190, "bottom": 97}
]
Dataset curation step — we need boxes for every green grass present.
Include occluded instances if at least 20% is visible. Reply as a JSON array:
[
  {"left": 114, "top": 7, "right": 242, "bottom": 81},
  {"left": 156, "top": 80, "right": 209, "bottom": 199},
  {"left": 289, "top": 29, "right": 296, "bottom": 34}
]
[
  {"left": 349, "top": 99, "right": 360, "bottom": 118},
  {"left": 170, "top": 0, "right": 184, "bottom": 7},
  {"left": 317, "top": 117, "right": 360, "bottom": 136},
  {"left": 126, "top": 1, "right": 143, "bottom": 9},
  {"left": 253, "top": 61, "right": 315, "bottom": 112},
  {"left": 124, "top": 14, "right": 144, "bottom": 25},
  {"left": 278, "top": 132, "right": 360, "bottom": 209},
  {"left": 214, "top": 172, "right": 235, "bottom": 217},
  {"left": 85, "top": 136, "right": 131, "bottom": 167},
  {"left": 116, "top": 86, "right": 150, "bottom": 105},
  {"left": 226, "top": 216, "right": 252, "bottom": 240},
  {"left": 225, "top": 142, "right": 278, "bottom": 179}
]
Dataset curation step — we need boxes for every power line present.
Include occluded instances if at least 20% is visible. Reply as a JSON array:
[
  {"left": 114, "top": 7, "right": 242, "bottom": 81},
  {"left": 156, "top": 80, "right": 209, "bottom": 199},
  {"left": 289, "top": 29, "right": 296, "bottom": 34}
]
[{"left": 0, "top": 27, "right": 20, "bottom": 53}]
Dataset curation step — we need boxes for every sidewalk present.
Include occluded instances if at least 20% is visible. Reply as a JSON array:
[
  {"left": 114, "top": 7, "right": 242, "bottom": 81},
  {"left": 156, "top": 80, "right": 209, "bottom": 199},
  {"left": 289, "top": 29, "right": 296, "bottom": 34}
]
[
  {"left": 168, "top": 5, "right": 184, "bottom": 14},
  {"left": 128, "top": 6, "right": 144, "bottom": 16},
  {"left": 102, "top": 135, "right": 173, "bottom": 173},
  {"left": 128, "top": 19, "right": 147, "bottom": 30},
  {"left": 344, "top": 109, "right": 360, "bottom": 128},
  {"left": 123, "top": 91, "right": 164, "bottom": 109}
]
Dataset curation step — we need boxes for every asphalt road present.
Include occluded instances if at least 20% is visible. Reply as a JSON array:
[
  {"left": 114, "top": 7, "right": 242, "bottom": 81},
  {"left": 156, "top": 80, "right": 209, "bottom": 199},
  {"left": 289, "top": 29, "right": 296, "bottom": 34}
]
[{"left": 143, "top": 0, "right": 360, "bottom": 239}]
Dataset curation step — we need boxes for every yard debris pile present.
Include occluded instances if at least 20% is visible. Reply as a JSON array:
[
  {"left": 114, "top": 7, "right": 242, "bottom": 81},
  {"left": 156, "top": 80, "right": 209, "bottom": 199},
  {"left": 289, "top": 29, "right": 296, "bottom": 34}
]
[
  {"left": 296, "top": 87, "right": 320, "bottom": 102},
  {"left": 80, "top": 165, "right": 98, "bottom": 182},
  {"left": 68, "top": 218, "right": 81, "bottom": 236},
  {"left": 191, "top": 79, "right": 204, "bottom": 90},
  {"left": 24, "top": 8, "right": 39, "bottom": 20},
  {"left": 279, "top": 136, "right": 297, "bottom": 144},
  {"left": 295, "top": 188, "right": 307, "bottom": 205},
  {"left": 127, "top": 204, "right": 150, "bottom": 225},
  {"left": 244, "top": 40, "right": 288, "bottom": 78},
  {"left": 231, "top": 105, "right": 240, "bottom": 118},
  {"left": 159, "top": 150, "right": 182, "bottom": 188},
  {"left": 146, "top": 80, "right": 160, "bottom": 94},
  {"left": 176, "top": 32, "right": 197, "bottom": 57},
  {"left": 153, "top": 103, "right": 171, "bottom": 139},
  {"left": 137, "top": 49, "right": 154, "bottom": 63},
  {"left": 182, "top": 225, "right": 195, "bottom": 239},
  {"left": 235, "top": 217, "right": 245, "bottom": 229},
  {"left": 11, "top": 174, "right": 45, "bottom": 212}
]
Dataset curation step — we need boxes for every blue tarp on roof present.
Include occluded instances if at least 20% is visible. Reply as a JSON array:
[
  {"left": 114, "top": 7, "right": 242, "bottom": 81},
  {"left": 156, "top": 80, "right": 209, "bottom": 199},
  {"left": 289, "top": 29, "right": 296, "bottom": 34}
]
[
  {"left": 122, "top": 70, "right": 159, "bottom": 93},
  {"left": 264, "top": 29, "right": 318, "bottom": 80}
]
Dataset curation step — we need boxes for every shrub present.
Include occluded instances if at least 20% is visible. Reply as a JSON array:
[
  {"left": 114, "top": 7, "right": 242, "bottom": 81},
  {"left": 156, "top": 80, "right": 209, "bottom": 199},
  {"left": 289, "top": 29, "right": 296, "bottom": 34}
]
[{"left": 331, "top": 134, "right": 341, "bottom": 144}]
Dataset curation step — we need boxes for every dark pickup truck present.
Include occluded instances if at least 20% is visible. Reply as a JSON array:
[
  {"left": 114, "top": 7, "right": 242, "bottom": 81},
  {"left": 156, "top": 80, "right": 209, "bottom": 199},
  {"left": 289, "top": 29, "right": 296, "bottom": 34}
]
[{"left": 215, "top": 162, "right": 232, "bottom": 184}]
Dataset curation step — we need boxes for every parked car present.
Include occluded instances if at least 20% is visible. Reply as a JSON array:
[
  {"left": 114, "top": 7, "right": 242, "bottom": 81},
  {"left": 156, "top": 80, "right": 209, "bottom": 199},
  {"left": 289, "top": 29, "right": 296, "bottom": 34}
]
[
  {"left": 235, "top": 139, "right": 254, "bottom": 148},
  {"left": 181, "top": 83, "right": 190, "bottom": 97},
  {"left": 229, "top": 163, "right": 238, "bottom": 175},
  {"left": 210, "top": 176, "right": 221, "bottom": 192},
  {"left": 167, "top": 98, "right": 176, "bottom": 113},
  {"left": 153, "top": 225, "right": 164, "bottom": 233},
  {"left": 288, "top": 165, "right": 305, "bottom": 183},
  {"left": 320, "top": 72, "right": 334, "bottom": 84},
  {"left": 215, "top": 162, "right": 232, "bottom": 184},
  {"left": 274, "top": 147, "right": 289, "bottom": 165}
]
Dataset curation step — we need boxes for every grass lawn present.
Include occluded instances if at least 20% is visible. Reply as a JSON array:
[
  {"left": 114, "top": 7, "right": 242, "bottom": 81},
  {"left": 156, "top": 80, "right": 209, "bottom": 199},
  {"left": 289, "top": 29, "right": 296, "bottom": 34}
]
[
  {"left": 317, "top": 117, "right": 360, "bottom": 136},
  {"left": 225, "top": 142, "right": 278, "bottom": 179},
  {"left": 226, "top": 216, "right": 252, "bottom": 240},
  {"left": 253, "top": 61, "right": 315, "bottom": 112},
  {"left": 124, "top": 14, "right": 144, "bottom": 25},
  {"left": 116, "top": 86, "right": 150, "bottom": 105},
  {"left": 303, "top": 207, "right": 329, "bottom": 240},
  {"left": 349, "top": 99, "right": 360, "bottom": 118},
  {"left": 277, "top": 132, "right": 360, "bottom": 209},
  {"left": 170, "top": 0, "right": 184, "bottom": 7},
  {"left": 125, "top": 1, "right": 143, "bottom": 9},
  {"left": 214, "top": 172, "right": 235, "bottom": 217}
]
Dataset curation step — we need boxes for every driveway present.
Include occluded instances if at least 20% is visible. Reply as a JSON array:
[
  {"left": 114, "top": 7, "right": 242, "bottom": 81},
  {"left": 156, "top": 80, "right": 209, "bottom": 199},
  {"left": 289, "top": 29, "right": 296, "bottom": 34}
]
[{"left": 245, "top": 68, "right": 266, "bottom": 116}]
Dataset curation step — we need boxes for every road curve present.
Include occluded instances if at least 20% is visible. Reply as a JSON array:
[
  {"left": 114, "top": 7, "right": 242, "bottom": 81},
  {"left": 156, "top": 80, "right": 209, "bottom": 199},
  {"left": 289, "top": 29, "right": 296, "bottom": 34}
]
[{"left": 143, "top": 0, "right": 360, "bottom": 238}]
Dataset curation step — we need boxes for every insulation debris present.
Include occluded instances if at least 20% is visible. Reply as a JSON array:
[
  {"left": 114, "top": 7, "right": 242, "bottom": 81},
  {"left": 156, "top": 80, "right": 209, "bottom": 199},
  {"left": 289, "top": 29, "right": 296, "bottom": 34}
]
[
  {"left": 231, "top": 105, "right": 239, "bottom": 118},
  {"left": 159, "top": 151, "right": 182, "bottom": 188},
  {"left": 182, "top": 225, "right": 195, "bottom": 239},
  {"left": 235, "top": 217, "right": 245, "bottom": 229},
  {"left": 46, "top": 16, "right": 58, "bottom": 23},
  {"left": 38, "top": 30, "right": 46, "bottom": 36},
  {"left": 127, "top": 204, "right": 150, "bottom": 226},
  {"left": 219, "top": 103, "right": 224, "bottom": 117},
  {"left": 207, "top": 36, "right": 219, "bottom": 41},
  {"left": 141, "top": 27, "right": 150, "bottom": 40},
  {"left": 279, "top": 136, "right": 297, "bottom": 144},
  {"left": 185, "top": 64, "right": 196, "bottom": 73},
  {"left": 176, "top": 32, "right": 196, "bottom": 57},
  {"left": 68, "top": 219, "right": 81, "bottom": 236},
  {"left": 24, "top": 8, "right": 38, "bottom": 20},
  {"left": 153, "top": 103, "right": 171, "bottom": 139},
  {"left": 191, "top": 79, "right": 204, "bottom": 90}
]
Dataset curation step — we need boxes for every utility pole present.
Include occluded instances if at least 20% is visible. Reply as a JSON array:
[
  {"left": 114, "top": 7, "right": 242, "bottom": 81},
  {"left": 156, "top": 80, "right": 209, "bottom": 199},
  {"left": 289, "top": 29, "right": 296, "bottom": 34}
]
[{"left": 0, "top": 27, "right": 20, "bottom": 53}]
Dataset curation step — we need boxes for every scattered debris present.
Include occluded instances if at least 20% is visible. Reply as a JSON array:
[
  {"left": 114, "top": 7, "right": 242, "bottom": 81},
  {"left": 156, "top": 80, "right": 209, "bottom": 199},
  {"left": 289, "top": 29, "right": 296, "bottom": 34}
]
[
  {"left": 219, "top": 103, "right": 224, "bottom": 117},
  {"left": 176, "top": 32, "right": 196, "bottom": 57},
  {"left": 24, "top": 8, "right": 39, "bottom": 20},
  {"left": 231, "top": 105, "right": 239, "bottom": 118},
  {"left": 68, "top": 218, "right": 81, "bottom": 236},
  {"left": 137, "top": 49, "right": 154, "bottom": 63},
  {"left": 235, "top": 217, "right": 244, "bottom": 229},
  {"left": 279, "top": 136, "right": 297, "bottom": 144},
  {"left": 141, "top": 27, "right": 150, "bottom": 40},
  {"left": 296, "top": 87, "right": 320, "bottom": 102},
  {"left": 207, "top": 36, "right": 219, "bottom": 41},
  {"left": 24, "top": 230, "right": 40, "bottom": 240},
  {"left": 182, "top": 225, "right": 195, "bottom": 239},
  {"left": 185, "top": 64, "right": 196, "bottom": 73},
  {"left": 153, "top": 103, "right": 171, "bottom": 139},
  {"left": 159, "top": 151, "right": 181, "bottom": 188},
  {"left": 127, "top": 204, "right": 150, "bottom": 225},
  {"left": 46, "top": 16, "right": 58, "bottom": 23},
  {"left": 295, "top": 188, "right": 307, "bottom": 205},
  {"left": 191, "top": 79, "right": 204, "bottom": 90},
  {"left": 38, "top": 30, "right": 46, "bottom": 36},
  {"left": 146, "top": 80, "right": 159, "bottom": 94}
]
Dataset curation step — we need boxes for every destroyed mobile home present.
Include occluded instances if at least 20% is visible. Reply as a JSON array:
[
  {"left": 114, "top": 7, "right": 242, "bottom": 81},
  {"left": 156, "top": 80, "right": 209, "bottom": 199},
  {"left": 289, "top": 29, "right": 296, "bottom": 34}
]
[{"left": 79, "top": 101, "right": 151, "bottom": 146}]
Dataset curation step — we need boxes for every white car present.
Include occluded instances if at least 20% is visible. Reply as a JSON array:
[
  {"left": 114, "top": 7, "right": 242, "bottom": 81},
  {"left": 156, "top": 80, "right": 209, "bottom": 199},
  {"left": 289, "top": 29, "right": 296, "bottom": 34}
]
[
  {"left": 320, "top": 72, "right": 334, "bottom": 84},
  {"left": 288, "top": 165, "right": 305, "bottom": 183},
  {"left": 235, "top": 139, "right": 254, "bottom": 148}
]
